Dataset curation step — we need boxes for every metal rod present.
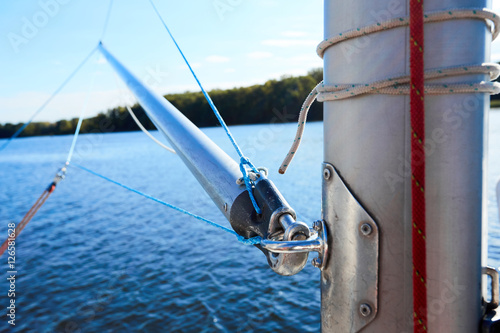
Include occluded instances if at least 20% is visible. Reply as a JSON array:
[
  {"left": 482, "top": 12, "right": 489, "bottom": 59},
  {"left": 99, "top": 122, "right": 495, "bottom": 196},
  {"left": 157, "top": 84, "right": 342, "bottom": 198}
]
[
  {"left": 98, "top": 42, "right": 245, "bottom": 220},
  {"left": 260, "top": 236, "right": 323, "bottom": 253}
]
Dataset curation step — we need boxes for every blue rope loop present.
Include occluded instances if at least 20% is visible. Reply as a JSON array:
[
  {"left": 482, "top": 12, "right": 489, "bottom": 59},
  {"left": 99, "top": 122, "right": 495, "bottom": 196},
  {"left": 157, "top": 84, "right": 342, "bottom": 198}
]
[
  {"left": 73, "top": 163, "right": 261, "bottom": 246},
  {"left": 239, "top": 156, "right": 262, "bottom": 214},
  {"left": 237, "top": 235, "right": 262, "bottom": 245}
]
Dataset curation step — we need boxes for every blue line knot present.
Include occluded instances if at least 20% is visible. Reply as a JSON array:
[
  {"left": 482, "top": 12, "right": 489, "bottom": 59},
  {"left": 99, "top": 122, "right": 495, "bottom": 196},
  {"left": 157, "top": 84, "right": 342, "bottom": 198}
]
[
  {"left": 237, "top": 235, "right": 262, "bottom": 245},
  {"left": 238, "top": 159, "right": 262, "bottom": 215}
]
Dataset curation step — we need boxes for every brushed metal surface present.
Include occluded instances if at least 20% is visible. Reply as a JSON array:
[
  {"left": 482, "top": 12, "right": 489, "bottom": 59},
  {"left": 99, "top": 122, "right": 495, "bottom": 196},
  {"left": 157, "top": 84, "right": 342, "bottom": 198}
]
[
  {"left": 321, "top": 163, "right": 379, "bottom": 333},
  {"left": 322, "top": 0, "right": 490, "bottom": 331}
]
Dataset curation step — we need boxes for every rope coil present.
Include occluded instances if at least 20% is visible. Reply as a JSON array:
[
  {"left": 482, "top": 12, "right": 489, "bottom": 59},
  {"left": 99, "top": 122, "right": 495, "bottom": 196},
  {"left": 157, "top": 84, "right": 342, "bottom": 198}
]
[
  {"left": 317, "top": 8, "right": 500, "bottom": 58},
  {"left": 279, "top": 7, "right": 500, "bottom": 174}
]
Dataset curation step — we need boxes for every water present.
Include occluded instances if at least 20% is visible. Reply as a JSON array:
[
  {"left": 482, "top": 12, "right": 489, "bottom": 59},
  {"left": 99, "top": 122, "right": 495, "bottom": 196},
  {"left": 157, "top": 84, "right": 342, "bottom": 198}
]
[
  {"left": 0, "top": 115, "right": 498, "bottom": 332},
  {"left": 0, "top": 121, "right": 323, "bottom": 333}
]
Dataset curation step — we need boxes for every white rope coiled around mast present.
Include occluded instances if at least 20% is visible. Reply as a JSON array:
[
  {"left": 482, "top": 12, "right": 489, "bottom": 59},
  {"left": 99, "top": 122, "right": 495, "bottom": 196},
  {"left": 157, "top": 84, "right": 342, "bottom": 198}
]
[{"left": 279, "top": 8, "right": 500, "bottom": 174}]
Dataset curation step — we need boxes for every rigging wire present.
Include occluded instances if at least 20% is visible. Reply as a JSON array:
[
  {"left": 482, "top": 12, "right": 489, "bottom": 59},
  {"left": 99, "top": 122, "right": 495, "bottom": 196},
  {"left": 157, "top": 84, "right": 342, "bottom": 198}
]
[
  {"left": 72, "top": 163, "right": 261, "bottom": 245},
  {"left": 146, "top": 0, "right": 262, "bottom": 214},
  {"left": 0, "top": 57, "right": 99, "bottom": 257},
  {"left": 0, "top": 45, "right": 98, "bottom": 153},
  {"left": 0, "top": 174, "right": 64, "bottom": 257},
  {"left": 0, "top": 0, "right": 117, "bottom": 153},
  {"left": 100, "top": 0, "right": 115, "bottom": 41},
  {"left": 66, "top": 72, "right": 96, "bottom": 165}
]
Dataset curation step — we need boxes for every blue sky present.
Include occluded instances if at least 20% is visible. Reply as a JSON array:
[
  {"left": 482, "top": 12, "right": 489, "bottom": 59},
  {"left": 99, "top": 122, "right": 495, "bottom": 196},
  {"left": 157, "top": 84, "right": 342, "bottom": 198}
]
[
  {"left": 1, "top": 0, "right": 499, "bottom": 124},
  {"left": 0, "top": 0, "right": 323, "bottom": 124}
]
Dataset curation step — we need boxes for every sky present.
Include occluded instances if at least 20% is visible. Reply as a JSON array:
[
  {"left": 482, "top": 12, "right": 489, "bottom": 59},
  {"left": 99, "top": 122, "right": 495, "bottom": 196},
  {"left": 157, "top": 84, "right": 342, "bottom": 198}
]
[
  {"left": 0, "top": 0, "right": 499, "bottom": 124},
  {"left": 0, "top": 0, "right": 323, "bottom": 124}
]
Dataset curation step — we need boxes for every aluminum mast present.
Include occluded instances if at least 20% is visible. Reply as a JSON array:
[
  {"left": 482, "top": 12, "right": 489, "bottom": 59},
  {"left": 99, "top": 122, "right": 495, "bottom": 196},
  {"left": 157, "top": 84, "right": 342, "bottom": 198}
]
[{"left": 321, "top": 0, "right": 492, "bottom": 331}]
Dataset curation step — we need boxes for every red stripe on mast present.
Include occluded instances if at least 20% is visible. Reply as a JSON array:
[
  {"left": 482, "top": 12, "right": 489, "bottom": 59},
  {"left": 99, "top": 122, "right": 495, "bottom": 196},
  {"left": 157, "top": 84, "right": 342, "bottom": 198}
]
[{"left": 410, "top": 0, "right": 427, "bottom": 331}]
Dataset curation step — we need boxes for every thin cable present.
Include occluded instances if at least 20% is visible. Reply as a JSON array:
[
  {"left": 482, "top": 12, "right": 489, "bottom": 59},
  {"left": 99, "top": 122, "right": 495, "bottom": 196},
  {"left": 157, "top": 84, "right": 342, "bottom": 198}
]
[
  {"left": 66, "top": 72, "right": 96, "bottom": 165},
  {"left": 146, "top": 0, "right": 243, "bottom": 158},
  {"left": 146, "top": 0, "right": 262, "bottom": 214},
  {"left": 0, "top": 171, "right": 64, "bottom": 257},
  {"left": 0, "top": 45, "right": 98, "bottom": 153},
  {"left": 0, "top": 67, "right": 93, "bottom": 251},
  {"left": 100, "top": 0, "right": 115, "bottom": 41},
  {"left": 0, "top": 190, "right": 52, "bottom": 257},
  {"left": 109, "top": 66, "right": 176, "bottom": 154},
  {"left": 126, "top": 105, "right": 176, "bottom": 154},
  {"left": 72, "top": 163, "right": 262, "bottom": 246}
]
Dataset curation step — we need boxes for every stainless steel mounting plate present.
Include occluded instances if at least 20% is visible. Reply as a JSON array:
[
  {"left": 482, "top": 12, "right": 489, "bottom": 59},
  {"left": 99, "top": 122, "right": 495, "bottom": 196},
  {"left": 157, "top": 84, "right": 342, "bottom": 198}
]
[{"left": 321, "top": 163, "right": 379, "bottom": 333}]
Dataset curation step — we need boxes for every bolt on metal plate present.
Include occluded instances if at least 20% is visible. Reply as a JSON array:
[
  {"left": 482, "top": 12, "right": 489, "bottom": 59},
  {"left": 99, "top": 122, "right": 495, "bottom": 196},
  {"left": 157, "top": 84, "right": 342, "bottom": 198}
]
[
  {"left": 360, "top": 303, "right": 372, "bottom": 317},
  {"left": 323, "top": 168, "right": 332, "bottom": 180}
]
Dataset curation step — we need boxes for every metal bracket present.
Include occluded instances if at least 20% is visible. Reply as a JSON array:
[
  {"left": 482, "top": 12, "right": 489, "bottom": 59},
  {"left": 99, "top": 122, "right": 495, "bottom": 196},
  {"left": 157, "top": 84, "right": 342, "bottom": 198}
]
[
  {"left": 261, "top": 219, "right": 329, "bottom": 273},
  {"left": 321, "top": 163, "right": 379, "bottom": 333},
  {"left": 482, "top": 266, "right": 500, "bottom": 332},
  {"left": 484, "top": 267, "right": 500, "bottom": 311},
  {"left": 230, "top": 177, "right": 322, "bottom": 276}
]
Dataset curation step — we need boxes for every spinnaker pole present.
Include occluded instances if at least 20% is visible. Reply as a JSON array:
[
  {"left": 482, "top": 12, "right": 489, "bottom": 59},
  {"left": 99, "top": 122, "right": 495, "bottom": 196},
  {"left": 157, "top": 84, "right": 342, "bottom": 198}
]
[{"left": 98, "top": 42, "right": 326, "bottom": 276}]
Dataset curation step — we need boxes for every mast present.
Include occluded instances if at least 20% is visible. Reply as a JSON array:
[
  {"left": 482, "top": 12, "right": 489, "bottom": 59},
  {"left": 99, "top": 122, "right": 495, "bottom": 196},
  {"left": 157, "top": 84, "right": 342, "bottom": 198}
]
[{"left": 321, "top": 0, "right": 492, "bottom": 331}]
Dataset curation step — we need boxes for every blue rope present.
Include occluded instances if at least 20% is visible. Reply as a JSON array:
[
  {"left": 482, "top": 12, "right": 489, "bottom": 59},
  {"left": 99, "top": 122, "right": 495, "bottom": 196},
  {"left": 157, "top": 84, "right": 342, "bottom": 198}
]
[
  {"left": 239, "top": 157, "right": 262, "bottom": 214},
  {"left": 0, "top": 45, "right": 98, "bottom": 153},
  {"left": 147, "top": 0, "right": 262, "bottom": 214},
  {"left": 72, "top": 163, "right": 262, "bottom": 246},
  {"left": 100, "top": 0, "right": 115, "bottom": 41},
  {"left": 1, "top": 0, "right": 115, "bottom": 154}
]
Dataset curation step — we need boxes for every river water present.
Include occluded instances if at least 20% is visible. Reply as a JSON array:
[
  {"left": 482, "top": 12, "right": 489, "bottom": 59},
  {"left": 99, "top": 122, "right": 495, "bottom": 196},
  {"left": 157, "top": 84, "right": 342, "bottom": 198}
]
[{"left": 0, "top": 112, "right": 499, "bottom": 332}]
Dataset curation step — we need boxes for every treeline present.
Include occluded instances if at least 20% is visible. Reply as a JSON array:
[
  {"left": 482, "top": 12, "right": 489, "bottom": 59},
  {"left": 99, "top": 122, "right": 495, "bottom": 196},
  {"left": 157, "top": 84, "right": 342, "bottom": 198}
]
[{"left": 0, "top": 69, "right": 324, "bottom": 139}]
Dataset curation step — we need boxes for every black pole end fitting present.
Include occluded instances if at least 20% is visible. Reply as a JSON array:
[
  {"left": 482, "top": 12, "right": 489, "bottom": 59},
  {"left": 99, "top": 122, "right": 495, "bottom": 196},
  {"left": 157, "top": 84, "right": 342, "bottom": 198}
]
[{"left": 229, "top": 178, "right": 295, "bottom": 246}]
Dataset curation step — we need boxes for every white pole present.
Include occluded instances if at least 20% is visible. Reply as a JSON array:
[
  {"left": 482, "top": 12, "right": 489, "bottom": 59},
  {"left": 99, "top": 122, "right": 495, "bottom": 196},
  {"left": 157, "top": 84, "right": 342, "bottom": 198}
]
[
  {"left": 98, "top": 43, "right": 246, "bottom": 220},
  {"left": 497, "top": 179, "right": 500, "bottom": 224},
  {"left": 321, "top": 0, "right": 491, "bottom": 331}
]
